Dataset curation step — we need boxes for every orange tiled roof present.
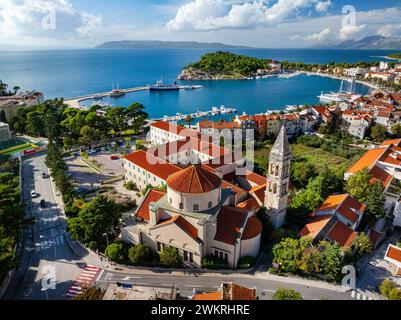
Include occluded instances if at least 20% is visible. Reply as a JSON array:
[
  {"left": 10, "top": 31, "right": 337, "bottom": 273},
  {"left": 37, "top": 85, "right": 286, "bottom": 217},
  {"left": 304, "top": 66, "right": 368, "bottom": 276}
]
[
  {"left": 156, "top": 215, "right": 199, "bottom": 241},
  {"left": 124, "top": 150, "right": 181, "bottom": 180},
  {"left": 346, "top": 147, "right": 388, "bottom": 174},
  {"left": 381, "top": 139, "right": 401, "bottom": 147},
  {"left": 215, "top": 207, "right": 247, "bottom": 245},
  {"left": 385, "top": 245, "right": 401, "bottom": 264},
  {"left": 327, "top": 221, "right": 357, "bottom": 247},
  {"left": 316, "top": 194, "right": 347, "bottom": 212},
  {"left": 193, "top": 292, "right": 223, "bottom": 300},
  {"left": 336, "top": 195, "right": 365, "bottom": 224},
  {"left": 242, "top": 216, "right": 262, "bottom": 240},
  {"left": 298, "top": 215, "right": 332, "bottom": 240},
  {"left": 166, "top": 164, "right": 221, "bottom": 194},
  {"left": 369, "top": 165, "right": 393, "bottom": 188},
  {"left": 379, "top": 149, "right": 401, "bottom": 166},
  {"left": 199, "top": 120, "right": 241, "bottom": 130},
  {"left": 135, "top": 189, "right": 166, "bottom": 222},
  {"left": 225, "top": 283, "right": 257, "bottom": 300},
  {"left": 151, "top": 121, "right": 210, "bottom": 141}
]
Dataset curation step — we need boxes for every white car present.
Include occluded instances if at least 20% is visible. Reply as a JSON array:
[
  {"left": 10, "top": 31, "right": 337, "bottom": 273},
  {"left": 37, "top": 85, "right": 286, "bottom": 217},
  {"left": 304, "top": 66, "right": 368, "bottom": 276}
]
[{"left": 30, "top": 190, "right": 37, "bottom": 198}]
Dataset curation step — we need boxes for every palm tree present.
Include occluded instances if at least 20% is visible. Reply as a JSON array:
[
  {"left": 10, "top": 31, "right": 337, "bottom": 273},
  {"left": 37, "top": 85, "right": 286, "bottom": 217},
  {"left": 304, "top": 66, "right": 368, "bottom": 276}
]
[{"left": 13, "top": 86, "right": 20, "bottom": 95}]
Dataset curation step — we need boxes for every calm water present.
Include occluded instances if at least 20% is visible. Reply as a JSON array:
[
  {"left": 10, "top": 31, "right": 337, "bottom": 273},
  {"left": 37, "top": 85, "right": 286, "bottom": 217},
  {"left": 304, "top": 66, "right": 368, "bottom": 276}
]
[{"left": 0, "top": 48, "right": 397, "bottom": 117}]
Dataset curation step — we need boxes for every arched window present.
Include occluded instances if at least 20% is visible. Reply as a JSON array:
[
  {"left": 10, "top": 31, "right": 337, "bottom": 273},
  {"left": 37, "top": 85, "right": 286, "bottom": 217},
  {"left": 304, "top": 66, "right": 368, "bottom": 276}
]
[
  {"left": 169, "top": 198, "right": 172, "bottom": 204},
  {"left": 275, "top": 165, "right": 279, "bottom": 176},
  {"left": 179, "top": 203, "right": 183, "bottom": 210},
  {"left": 193, "top": 204, "right": 199, "bottom": 211},
  {"left": 270, "top": 163, "right": 275, "bottom": 175},
  {"left": 273, "top": 183, "right": 277, "bottom": 194},
  {"left": 208, "top": 201, "right": 213, "bottom": 208}
]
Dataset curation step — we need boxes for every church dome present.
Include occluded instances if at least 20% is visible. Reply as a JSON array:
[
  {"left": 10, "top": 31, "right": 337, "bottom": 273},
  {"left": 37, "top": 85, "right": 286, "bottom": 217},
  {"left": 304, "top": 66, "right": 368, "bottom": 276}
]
[{"left": 167, "top": 164, "right": 221, "bottom": 194}]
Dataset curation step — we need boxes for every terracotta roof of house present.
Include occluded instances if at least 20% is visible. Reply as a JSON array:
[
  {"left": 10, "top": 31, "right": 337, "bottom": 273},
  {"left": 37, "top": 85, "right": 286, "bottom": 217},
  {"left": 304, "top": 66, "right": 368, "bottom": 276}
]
[
  {"left": 298, "top": 215, "right": 332, "bottom": 240},
  {"left": 166, "top": 164, "right": 221, "bottom": 194},
  {"left": 151, "top": 120, "right": 211, "bottom": 141},
  {"left": 385, "top": 245, "right": 401, "bottom": 265},
  {"left": 123, "top": 150, "right": 181, "bottom": 180},
  {"left": 346, "top": 147, "right": 388, "bottom": 174},
  {"left": 215, "top": 207, "right": 247, "bottom": 245},
  {"left": 242, "top": 216, "right": 262, "bottom": 240},
  {"left": 193, "top": 292, "right": 223, "bottom": 300},
  {"left": 381, "top": 139, "right": 401, "bottom": 147},
  {"left": 369, "top": 165, "right": 393, "bottom": 188},
  {"left": 135, "top": 189, "right": 166, "bottom": 222},
  {"left": 155, "top": 215, "right": 199, "bottom": 241},
  {"left": 327, "top": 221, "right": 358, "bottom": 247},
  {"left": 199, "top": 120, "right": 241, "bottom": 130},
  {"left": 223, "top": 283, "right": 257, "bottom": 300},
  {"left": 379, "top": 149, "right": 401, "bottom": 166},
  {"left": 337, "top": 195, "right": 365, "bottom": 224},
  {"left": 316, "top": 194, "right": 348, "bottom": 212}
]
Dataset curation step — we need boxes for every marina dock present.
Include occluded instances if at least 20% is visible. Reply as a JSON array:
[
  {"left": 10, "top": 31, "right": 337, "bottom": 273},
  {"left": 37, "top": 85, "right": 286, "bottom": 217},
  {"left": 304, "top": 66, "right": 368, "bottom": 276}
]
[{"left": 64, "top": 84, "right": 203, "bottom": 109}]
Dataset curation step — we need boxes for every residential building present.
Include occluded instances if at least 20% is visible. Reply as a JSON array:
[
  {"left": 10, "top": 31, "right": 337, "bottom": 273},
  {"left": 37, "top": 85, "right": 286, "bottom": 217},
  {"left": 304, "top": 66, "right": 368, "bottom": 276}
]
[
  {"left": 103, "top": 283, "right": 177, "bottom": 300},
  {"left": 364, "top": 72, "right": 395, "bottom": 82},
  {"left": 341, "top": 110, "right": 373, "bottom": 139},
  {"left": 192, "top": 282, "right": 257, "bottom": 300},
  {"left": 0, "top": 122, "right": 11, "bottom": 142},
  {"left": 380, "top": 61, "right": 389, "bottom": 70},
  {"left": 0, "top": 91, "right": 44, "bottom": 120},
  {"left": 344, "top": 67, "right": 366, "bottom": 77},
  {"left": 299, "top": 194, "right": 366, "bottom": 248},
  {"left": 345, "top": 139, "right": 401, "bottom": 212},
  {"left": 384, "top": 244, "right": 401, "bottom": 276}
]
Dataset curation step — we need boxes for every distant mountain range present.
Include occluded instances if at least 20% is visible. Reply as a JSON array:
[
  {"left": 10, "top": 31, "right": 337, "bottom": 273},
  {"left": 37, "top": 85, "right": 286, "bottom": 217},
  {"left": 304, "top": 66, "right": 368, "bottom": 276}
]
[
  {"left": 316, "top": 35, "right": 401, "bottom": 50},
  {"left": 95, "top": 40, "right": 250, "bottom": 49}
]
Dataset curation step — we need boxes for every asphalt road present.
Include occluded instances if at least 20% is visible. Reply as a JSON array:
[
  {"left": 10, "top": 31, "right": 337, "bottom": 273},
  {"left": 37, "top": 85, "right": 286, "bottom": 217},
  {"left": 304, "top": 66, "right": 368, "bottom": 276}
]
[
  {"left": 3, "top": 154, "right": 85, "bottom": 300},
  {"left": 95, "top": 270, "right": 354, "bottom": 300},
  {"left": 1, "top": 153, "right": 374, "bottom": 301}
]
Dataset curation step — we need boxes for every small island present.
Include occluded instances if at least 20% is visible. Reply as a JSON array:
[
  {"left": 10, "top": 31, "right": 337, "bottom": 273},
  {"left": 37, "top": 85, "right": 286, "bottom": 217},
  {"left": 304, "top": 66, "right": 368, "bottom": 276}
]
[
  {"left": 177, "top": 51, "right": 384, "bottom": 81},
  {"left": 178, "top": 51, "right": 276, "bottom": 80}
]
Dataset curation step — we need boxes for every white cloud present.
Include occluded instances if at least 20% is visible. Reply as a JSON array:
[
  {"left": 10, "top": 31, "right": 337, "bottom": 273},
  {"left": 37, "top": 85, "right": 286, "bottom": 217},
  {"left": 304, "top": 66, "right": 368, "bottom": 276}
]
[
  {"left": 315, "top": 1, "right": 332, "bottom": 13},
  {"left": 305, "top": 28, "right": 331, "bottom": 41},
  {"left": 378, "top": 24, "right": 401, "bottom": 37},
  {"left": 0, "top": 0, "right": 102, "bottom": 43},
  {"left": 338, "top": 24, "right": 366, "bottom": 40},
  {"left": 167, "top": 0, "right": 327, "bottom": 31}
]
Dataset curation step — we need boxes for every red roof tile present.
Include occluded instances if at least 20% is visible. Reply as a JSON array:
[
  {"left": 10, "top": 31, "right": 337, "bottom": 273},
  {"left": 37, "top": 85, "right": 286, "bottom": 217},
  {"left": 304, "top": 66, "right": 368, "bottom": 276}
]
[
  {"left": 136, "top": 189, "right": 166, "bottom": 222},
  {"left": 167, "top": 164, "right": 221, "bottom": 194},
  {"left": 224, "top": 283, "right": 257, "bottom": 300},
  {"left": 336, "top": 195, "right": 365, "bottom": 224},
  {"left": 369, "top": 165, "right": 393, "bottom": 188},
  {"left": 242, "top": 216, "right": 262, "bottom": 240},
  {"left": 298, "top": 215, "right": 332, "bottom": 240},
  {"left": 124, "top": 150, "right": 181, "bottom": 180},
  {"left": 215, "top": 207, "right": 247, "bottom": 245},
  {"left": 156, "top": 215, "right": 199, "bottom": 241},
  {"left": 385, "top": 245, "right": 401, "bottom": 264},
  {"left": 327, "top": 221, "right": 357, "bottom": 247}
]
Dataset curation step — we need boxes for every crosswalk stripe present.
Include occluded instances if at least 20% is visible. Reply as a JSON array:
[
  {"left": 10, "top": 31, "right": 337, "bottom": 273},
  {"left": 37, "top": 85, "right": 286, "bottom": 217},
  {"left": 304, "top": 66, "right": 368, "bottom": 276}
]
[
  {"left": 363, "top": 295, "right": 367, "bottom": 300},
  {"left": 356, "top": 293, "right": 361, "bottom": 300},
  {"left": 86, "top": 265, "right": 99, "bottom": 269},
  {"left": 82, "top": 270, "right": 98, "bottom": 275},
  {"left": 77, "top": 276, "right": 94, "bottom": 281},
  {"left": 67, "top": 289, "right": 82, "bottom": 294},
  {"left": 351, "top": 291, "right": 355, "bottom": 298}
]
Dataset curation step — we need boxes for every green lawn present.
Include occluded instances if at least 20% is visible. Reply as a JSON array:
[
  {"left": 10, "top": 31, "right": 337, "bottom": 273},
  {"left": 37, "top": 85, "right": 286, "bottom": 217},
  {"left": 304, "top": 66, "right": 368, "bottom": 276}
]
[{"left": 252, "top": 143, "right": 357, "bottom": 176}]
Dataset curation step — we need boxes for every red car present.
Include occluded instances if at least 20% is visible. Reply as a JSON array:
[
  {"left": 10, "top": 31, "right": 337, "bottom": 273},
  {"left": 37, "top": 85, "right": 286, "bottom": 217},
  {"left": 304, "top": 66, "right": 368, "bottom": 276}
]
[{"left": 110, "top": 155, "right": 119, "bottom": 160}]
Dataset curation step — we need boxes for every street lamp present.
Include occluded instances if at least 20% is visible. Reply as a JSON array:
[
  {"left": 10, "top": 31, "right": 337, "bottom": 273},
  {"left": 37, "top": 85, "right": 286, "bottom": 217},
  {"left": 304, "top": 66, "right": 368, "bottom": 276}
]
[{"left": 103, "top": 232, "right": 109, "bottom": 247}]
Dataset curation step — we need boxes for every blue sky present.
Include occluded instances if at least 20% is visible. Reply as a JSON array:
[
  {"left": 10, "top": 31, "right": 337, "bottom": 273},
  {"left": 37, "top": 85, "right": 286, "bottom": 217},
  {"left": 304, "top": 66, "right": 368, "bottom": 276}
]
[{"left": 0, "top": 0, "right": 400, "bottom": 48}]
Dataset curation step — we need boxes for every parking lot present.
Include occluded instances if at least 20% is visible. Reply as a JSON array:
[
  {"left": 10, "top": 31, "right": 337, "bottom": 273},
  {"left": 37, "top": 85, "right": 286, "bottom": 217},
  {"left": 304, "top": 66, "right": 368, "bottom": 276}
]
[{"left": 91, "top": 151, "right": 124, "bottom": 176}]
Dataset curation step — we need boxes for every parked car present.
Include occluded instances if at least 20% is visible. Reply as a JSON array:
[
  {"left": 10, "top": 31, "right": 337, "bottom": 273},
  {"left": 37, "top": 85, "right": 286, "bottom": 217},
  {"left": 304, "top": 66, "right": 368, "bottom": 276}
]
[
  {"left": 110, "top": 155, "right": 119, "bottom": 160},
  {"left": 30, "top": 190, "right": 37, "bottom": 198},
  {"left": 41, "top": 172, "right": 48, "bottom": 178}
]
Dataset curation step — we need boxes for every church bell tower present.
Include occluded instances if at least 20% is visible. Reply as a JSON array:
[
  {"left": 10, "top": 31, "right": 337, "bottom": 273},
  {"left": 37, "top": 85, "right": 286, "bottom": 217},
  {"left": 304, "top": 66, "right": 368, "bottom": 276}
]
[{"left": 264, "top": 126, "right": 292, "bottom": 229}]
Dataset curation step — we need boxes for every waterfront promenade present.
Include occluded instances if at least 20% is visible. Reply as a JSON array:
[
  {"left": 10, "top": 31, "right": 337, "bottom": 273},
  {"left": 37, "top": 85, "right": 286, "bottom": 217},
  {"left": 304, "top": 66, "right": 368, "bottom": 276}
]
[{"left": 64, "top": 86, "right": 150, "bottom": 109}]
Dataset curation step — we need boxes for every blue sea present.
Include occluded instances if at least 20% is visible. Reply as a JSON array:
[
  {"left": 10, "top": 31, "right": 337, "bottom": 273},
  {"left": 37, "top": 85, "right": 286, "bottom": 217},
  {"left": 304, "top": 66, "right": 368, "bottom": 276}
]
[{"left": 0, "top": 48, "right": 398, "bottom": 118}]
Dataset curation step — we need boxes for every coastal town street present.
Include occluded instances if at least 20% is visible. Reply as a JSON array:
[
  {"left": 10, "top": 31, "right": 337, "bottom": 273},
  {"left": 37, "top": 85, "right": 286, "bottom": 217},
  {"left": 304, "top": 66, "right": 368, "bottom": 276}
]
[
  {"left": 0, "top": 155, "right": 373, "bottom": 301},
  {"left": 3, "top": 154, "right": 85, "bottom": 300}
]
